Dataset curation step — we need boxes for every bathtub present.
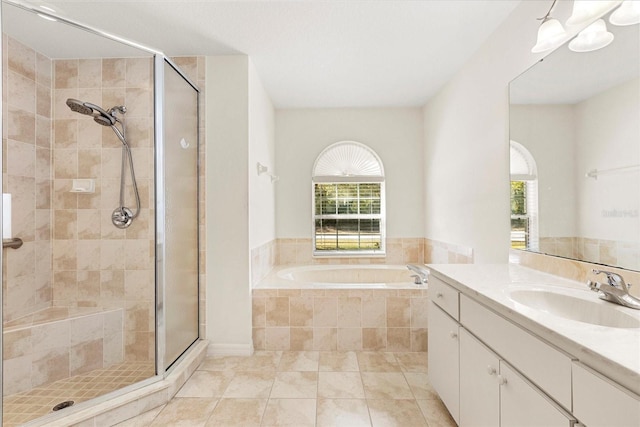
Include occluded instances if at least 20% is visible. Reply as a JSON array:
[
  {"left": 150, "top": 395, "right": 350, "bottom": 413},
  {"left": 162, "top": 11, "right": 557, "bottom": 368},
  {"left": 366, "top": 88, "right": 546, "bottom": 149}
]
[
  {"left": 258, "top": 264, "right": 427, "bottom": 289},
  {"left": 252, "top": 264, "right": 429, "bottom": 352}
]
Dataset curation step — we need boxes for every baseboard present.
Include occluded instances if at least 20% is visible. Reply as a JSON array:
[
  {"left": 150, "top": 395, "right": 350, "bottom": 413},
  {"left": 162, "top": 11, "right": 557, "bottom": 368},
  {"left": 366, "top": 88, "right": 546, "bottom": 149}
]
[{"left": 207, "top": 342, "right": 254, "bottom": 356}]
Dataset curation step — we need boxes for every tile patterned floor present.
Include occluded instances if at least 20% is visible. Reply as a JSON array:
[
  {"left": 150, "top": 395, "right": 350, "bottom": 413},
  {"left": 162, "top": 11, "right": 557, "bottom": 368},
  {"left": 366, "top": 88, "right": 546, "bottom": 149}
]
[
  {"left": 117, "top": 351, "right": 457, "bottom": 427},
  {"left": 2, "top": 361, "right": 154, "bottom": 427}
]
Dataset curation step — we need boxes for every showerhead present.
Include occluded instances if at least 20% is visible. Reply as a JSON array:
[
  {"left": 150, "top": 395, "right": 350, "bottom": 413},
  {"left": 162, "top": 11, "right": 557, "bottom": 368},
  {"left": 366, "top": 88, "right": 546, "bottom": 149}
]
[
  {"left": 93, "top": 115, "right": 115, "bottom": 127},
  {"left": 66, "top": 98, "right": 94, "bottom": 116},
  {"left": 66, "top": 98, "right": 117, "bottom": 126}
]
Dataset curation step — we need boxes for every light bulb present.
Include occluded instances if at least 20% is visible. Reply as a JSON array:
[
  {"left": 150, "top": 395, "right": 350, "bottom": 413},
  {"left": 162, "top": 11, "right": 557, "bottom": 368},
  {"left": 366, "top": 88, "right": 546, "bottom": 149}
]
[
  {"left": 610, "top": 0, "right": 640, "bottom": 26},
  {"left": 532, "top": 18, "right": 568, "bottom": 53},
  {"left": 567, "top": 1, "right": 615, "bottom": 26},
  {"left": 568, "top": 19, "right": 614, "bottom": 52}
]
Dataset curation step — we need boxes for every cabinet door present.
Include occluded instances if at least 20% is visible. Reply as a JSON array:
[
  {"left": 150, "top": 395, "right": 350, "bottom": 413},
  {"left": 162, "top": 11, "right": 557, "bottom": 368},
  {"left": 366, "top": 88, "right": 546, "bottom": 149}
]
[
  {"left": 459, "top": 329, "right": 500, "bottom": 427},
  {"left": 573, "top": 362, "right": 640, "bottom": 427},
  {"left": 428, "top": 301, "right": 460, "bottom": 425},
  {"left": 500, "top": 362, "right": 574, "bottom": 427}
]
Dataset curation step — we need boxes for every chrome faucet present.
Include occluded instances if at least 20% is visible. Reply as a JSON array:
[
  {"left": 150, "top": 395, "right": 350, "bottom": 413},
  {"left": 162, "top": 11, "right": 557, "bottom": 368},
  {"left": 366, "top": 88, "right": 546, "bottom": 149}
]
[
  {"left": 407, "top": 264, "right": 429, "bottom": 285},
  {"left": 587, "top": 269, "right": 640, "bottom": 310}
]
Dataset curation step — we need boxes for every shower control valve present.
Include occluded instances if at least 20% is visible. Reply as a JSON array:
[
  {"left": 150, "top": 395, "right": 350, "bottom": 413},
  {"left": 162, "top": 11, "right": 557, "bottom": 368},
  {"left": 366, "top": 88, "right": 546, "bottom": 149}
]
[{"left": 112, "top": 207, "right": 134, "bottom": 229}]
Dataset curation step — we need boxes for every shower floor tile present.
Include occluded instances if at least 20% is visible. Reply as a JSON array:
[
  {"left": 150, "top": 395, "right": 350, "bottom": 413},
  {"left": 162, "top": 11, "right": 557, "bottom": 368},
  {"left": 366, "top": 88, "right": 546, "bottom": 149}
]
[{"left": 2, "top": 361, "right": 154, "bottom": 427}]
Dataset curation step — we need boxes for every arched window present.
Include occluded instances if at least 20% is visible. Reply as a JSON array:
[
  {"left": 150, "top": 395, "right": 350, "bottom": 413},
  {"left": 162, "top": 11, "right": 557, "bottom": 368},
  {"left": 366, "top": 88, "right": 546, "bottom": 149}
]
[
  {"left": 312, "top": 141, "right": 386, "bottom": 256},
  {"left": 510, "top": 141, "right": 539, "bottom": 251}
]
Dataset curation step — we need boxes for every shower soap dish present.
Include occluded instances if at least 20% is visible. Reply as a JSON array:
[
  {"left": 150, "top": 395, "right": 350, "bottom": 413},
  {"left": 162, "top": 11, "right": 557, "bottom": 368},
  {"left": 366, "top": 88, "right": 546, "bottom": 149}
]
[{"left": 70, "top": 179, "right": 95, "bottom": 193}]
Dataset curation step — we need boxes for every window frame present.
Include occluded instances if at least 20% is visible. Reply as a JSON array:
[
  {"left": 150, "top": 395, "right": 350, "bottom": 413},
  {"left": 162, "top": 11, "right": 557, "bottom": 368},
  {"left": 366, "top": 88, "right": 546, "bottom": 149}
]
[
  {"left": 510, "top": 141, "right": 539, "bottom": 251},
  {"left": 311, "top": 141, "right": 386, "bottom": 257},
  {"left": 312, "top": 179, "right": 386, "bottom": 257}
]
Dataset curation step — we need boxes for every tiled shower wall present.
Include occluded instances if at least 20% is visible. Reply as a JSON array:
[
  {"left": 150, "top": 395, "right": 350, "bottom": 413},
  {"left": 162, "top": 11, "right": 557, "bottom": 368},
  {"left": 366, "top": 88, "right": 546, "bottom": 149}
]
[
  {"left": 2, "top": 35, "right": 53, "bottom": 322},
  {"left": 51, "top": 55, "right": 156, "bottom": 362},
  {"left": 3, "top": 33, "right": 206, "bottom": 378}
]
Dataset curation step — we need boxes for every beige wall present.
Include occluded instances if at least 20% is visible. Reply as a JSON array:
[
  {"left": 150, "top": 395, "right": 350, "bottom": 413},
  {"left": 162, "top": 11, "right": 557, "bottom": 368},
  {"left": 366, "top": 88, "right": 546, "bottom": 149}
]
[
  {"left": 275, "top": 108, "right": 424, "bottom": 240},
  {"left": 205, "top": 55, "right": 253, "bottom": 354},
  {"left": 510, "top": 104, "right": 577, "bottom": 238},
  {"left": 575, "top": 78, "right": 639, "bottom": 246},
  {"left": 248, "top": 59, "right": 276, "bottom": 250},
  {"left": 420, "top": 0, "right": 618, "bottom": 263}
]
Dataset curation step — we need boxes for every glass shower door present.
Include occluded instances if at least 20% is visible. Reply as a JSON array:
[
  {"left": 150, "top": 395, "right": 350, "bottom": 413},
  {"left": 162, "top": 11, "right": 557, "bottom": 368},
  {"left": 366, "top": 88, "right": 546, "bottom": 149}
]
[{"left": 160, "top": 60, "right": 199, "bottom": 369}]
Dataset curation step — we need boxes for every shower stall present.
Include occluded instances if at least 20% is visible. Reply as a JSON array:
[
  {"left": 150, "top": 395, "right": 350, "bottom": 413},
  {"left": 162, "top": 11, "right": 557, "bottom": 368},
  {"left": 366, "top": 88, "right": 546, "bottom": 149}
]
[{"left": 0, "top": 1, "right": 202, "bottom": 425}]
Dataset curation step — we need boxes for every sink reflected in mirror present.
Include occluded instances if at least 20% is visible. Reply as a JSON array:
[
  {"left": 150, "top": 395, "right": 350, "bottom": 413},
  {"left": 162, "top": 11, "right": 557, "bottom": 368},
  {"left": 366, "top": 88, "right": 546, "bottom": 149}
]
[{"left": 510, "top": 289, "right": 640, "bottom": 329}]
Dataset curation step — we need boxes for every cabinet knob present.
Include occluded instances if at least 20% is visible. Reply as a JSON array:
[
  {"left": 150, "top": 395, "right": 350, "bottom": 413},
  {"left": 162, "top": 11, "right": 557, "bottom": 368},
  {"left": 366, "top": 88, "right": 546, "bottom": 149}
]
[
  {"left": 497, "top": 375, "right": 507, "bottom": 386},
  {"left": 436, "top": 292, "right": 443, "bottom": 298},
  {"left": 449, "top": 331, "right": 458, "bottom": 339},
  {"left": 487, "top": 366, "right": 496, "bottom": 376}
]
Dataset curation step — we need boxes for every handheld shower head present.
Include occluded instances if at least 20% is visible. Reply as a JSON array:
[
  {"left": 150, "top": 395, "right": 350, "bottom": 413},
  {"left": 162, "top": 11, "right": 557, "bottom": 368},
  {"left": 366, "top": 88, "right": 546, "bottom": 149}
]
[
  {"left": 93, "top": 114, "right": 115, "bottom": 127},
  {"left": 66, "top": 98, "right": 94, "bottom": 116},
  {"left": 66, "top": 98, "right": 118, "bottom": 125}
]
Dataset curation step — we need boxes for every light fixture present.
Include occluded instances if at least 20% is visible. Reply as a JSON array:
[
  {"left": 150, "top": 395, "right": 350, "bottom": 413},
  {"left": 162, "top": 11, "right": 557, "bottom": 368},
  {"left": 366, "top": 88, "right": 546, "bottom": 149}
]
[
  {"left": 610, "top": 0, "right": 640, "bottom": 26},
  {"left": 566, "top": 1, "right": 615, "bottom": 26},
  {"left": 532, "top": 0, "right": 568, "bottom": 53},
  {"left": 568, "top": 19, "right": 614, "bottom": 52}
]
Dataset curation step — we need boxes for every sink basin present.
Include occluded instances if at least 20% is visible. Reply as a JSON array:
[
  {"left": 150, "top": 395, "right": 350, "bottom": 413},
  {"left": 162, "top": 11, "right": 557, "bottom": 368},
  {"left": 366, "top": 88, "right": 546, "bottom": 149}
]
[{"left": 510, "top": 289, "right": 640, "bottom": 328}]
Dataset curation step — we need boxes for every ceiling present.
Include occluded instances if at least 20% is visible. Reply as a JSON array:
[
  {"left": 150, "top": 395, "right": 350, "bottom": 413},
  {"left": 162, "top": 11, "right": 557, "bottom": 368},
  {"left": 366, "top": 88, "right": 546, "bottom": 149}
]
[{"left": 9, "top": 0, "right": 522, "bottom": 108}]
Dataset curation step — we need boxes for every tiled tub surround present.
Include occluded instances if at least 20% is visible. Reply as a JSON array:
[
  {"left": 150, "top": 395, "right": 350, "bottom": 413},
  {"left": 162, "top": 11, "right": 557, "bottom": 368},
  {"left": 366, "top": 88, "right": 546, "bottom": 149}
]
[
  {"left": 252, "top": 267, "right": 429, "bottom": 352},
  {"left": 3, "top": 306, "right": 124, "bottom": 396},
  {"left": 251, "top": 237, "right": 473, "bottom": 285}
]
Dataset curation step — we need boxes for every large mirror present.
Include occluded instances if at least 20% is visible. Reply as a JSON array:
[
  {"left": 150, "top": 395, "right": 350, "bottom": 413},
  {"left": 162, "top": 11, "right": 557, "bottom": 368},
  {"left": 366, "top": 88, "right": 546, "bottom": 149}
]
[{"left": 509, "top": 11, "right": 639, "bottom": 272}]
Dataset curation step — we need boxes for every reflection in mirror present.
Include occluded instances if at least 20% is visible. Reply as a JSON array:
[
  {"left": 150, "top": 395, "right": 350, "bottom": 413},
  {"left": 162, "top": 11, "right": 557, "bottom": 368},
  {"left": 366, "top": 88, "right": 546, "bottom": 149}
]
[{"left": 509, "top": 11, "right": 639, "bottom": 272}]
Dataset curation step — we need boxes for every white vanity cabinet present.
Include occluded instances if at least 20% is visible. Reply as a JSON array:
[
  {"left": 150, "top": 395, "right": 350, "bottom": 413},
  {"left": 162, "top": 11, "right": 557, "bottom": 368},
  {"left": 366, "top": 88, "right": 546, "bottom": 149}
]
[
  {"left": 459, "top": 328, "right": 574, "bottom": 427},
  {"left": 428, "top": 300, "right": 460, "bottom": 424},
  {"left": 572, "top": 362, "right": 640, "bottom": 427},
  {"left": 460, "top": 294, "right": 573, "bottom": 410},
  {"left": 459, "top": 328, "right": 499, "bottom": 426}
]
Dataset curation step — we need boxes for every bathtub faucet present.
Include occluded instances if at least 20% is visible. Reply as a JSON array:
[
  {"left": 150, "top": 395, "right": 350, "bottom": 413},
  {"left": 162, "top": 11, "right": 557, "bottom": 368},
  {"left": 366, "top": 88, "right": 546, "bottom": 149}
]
[{"left": 407, "top": 264, "right": 429, "bottom": 285}]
